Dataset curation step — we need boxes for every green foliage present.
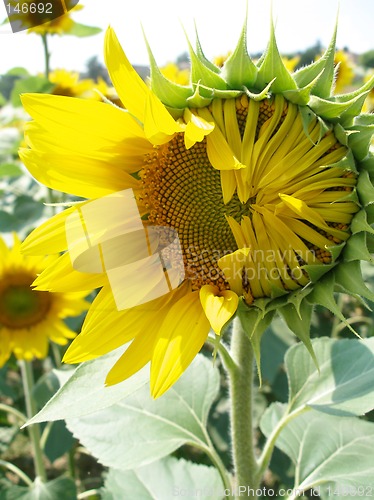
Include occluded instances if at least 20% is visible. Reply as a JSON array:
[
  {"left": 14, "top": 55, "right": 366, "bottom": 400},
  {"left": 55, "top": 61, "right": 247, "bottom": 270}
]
[
  {"left": 67, "top": 22, "right": 102, "bottom": 37},
  {"left": 102, "top": 457, "right": 223, "bottom": 500},
  {"left": 286, "top": 337, "right": 374, "bottom": 416},
  {"left": 10, "top": 77, "right": 53, "bottom": 107},
  {"left": 359, "top": 49, "right": 374, "bottom": 68},
  {"left": 263, "top": 407, "right": 374, "bottom": 497},
  {"left": 30, "top": 354, "right": 220, "bottom": 470},
  {"left": 0, "top": 477, "right": 76, "bottom": 500}
]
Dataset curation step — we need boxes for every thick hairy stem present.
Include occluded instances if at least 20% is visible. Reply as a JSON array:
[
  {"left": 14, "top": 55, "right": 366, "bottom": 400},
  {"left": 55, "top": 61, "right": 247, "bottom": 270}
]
[{"left": 227, "top": 317, "right": 259, "bottom": 498}]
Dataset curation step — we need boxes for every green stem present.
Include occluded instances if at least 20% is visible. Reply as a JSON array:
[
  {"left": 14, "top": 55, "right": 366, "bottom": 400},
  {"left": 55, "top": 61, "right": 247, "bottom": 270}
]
[
  {"left": 0, "top": 403, "right": 27, "bottom": 425},
  {"left": 68, "top": 447, "right": 76, "bottom": 479},
  {"left": 41, "top": 34, "right": 50, "bottom": 79},
  {"left": 255, "top": 406, "right": 308, "bottom": 484},
  {"left": 226, "top": 318, "right": 259, "bottom": 498},
  {"left": 77, "top": 489, "right": 101, "bottom": 499},
  {"left": 19, "top": 360, "right": 47, "bottom": 482},
  {"left": 0, "top": 459, "right": 33, "bottom": 487},
  {"left": 201, "top": 438, "right": 233, "bottom": 498}
]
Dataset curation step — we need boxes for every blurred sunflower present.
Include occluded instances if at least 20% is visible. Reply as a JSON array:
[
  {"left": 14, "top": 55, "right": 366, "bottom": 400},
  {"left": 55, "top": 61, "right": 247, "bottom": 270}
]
[
  {"left": 49, "top": 69, "right": 113, "bottom": 101},
  {"left": 282, "top": 55, "right": 300, "bottom": 72},
  {"left": 20, "top": 17, "right": 374, "bottom": 397},
  {"left": 364, "top": 70, "right": 374, "bottom": 113},
  {"left": 0, "top": 235, "right": 89, "bottom": 366},
  {"left": 333, "top": 50, "right": 355, "bottom": 94},
  {"left": 160, "top": 63, "right": 190, "bottom": 86}
]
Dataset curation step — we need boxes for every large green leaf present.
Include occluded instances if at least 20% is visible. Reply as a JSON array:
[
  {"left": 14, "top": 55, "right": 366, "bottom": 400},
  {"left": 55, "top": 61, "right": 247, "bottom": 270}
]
[
  {"left": 261, "top": 406, "right": 374, "bottom": 497},
  {"left": 102, "top": 457, "right": 224, "bottom": 500},
  {"left": 27, "top": 346, "right": 149, "bottom": 424},
  {"left": 65, "top": 355, "right": 219, "bottom": 470},
  {"left": 286, "top": 337, "right": 374, "bottom": 416},
  {"left": 0, "top": 477, "right": 76, "bottom": 500}
]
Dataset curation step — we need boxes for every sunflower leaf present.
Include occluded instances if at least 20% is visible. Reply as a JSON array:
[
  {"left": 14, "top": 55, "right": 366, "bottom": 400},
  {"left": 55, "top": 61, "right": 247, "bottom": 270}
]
[
  {"left": 0, "top": 477, "right": 77, "bottom": 500},
  {"left": 285, "top": 337, "right": 374, "bottom": 415},
  {"left": 102, "top": 457, "right": 223, "bottom": 499},
  {"left": 25, "top": 346, "right": 148, "bottom": 424},
  {"left": 261, "top": 407, "right": 374, "bottom": 495},
  {"left": 63, "top": 355, "right": 219, "bottom": 470}
]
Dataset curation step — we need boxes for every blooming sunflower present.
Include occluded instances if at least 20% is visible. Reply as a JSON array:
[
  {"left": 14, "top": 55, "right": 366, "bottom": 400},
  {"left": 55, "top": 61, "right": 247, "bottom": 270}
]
[
  {"left": 20, "top": 17, "right": 374, "bottom": 397},
  {"left": 0, "top": 235, "right": 89, "bottom": 366}
]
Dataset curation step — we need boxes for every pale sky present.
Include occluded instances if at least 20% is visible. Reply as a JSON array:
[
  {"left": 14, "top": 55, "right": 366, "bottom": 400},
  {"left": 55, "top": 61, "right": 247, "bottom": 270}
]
[{"left": 0, "top": 0, "right": 373, "bottom": 75}]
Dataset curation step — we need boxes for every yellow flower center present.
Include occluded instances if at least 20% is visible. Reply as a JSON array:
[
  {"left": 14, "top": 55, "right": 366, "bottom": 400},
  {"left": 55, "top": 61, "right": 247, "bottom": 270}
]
[
  {"left": 140, "top": 94, "right": 357, "bottom": 302},
  {"left": 0, "top": 273, "right": 51, "bottom": 329}
]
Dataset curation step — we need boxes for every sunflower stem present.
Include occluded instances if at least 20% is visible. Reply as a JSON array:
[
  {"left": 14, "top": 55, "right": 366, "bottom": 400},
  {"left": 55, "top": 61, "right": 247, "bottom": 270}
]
[
  {"left": 0, "top": 459, "right": 33, "bottom": 487},
  {"left": 226, "top": 317, "right": 259, "bottom": 497},
  {"left": 0, "top": 403, "right": 27, "bottom": 425},
  {"left": 201, "top": 442, "right": 233, "bottom": 497},
  {"left": 41, "top": 34, "right": 50, "bottom": 79},
  {"left": 19, "top": 360, "right": 47, "bottom": 482}
]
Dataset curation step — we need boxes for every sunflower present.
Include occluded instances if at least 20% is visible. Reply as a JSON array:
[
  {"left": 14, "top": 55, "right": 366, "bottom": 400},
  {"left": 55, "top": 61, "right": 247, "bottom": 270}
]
[
  {"left": 20, "top": 17, "right": 374, "bottom": 397},
  {"left": 0, "top": 235, "right": 89, "bottom": 366},
  {"left": 49, "top": 69, "right": 113, "bottom": 101}
]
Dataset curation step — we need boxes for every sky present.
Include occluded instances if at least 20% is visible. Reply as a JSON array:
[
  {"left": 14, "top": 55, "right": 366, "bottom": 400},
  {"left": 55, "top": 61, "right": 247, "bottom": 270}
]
[{"left": 0, "top": 0, "right": 373, "bottom": 75}]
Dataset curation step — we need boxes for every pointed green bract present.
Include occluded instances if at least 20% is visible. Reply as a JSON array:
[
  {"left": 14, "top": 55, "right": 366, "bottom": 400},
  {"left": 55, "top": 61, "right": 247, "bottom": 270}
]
[
  {"left": 334, "top": 261, "right": 374, "bottom": 303},
  {"left": 256, "top": 18, "right": 297, "bottom": 93},
  {"left": 221, "top": 16, "right": 257, "bottom": 89},
  {"left": 143, "top": 31, "right": 193, "bottom": 109},
  {"left": 194, "top": 23, "right": 220, "bottom": 74},
  {"left": 279, "top": 300, "right": 317, "bottom": 369}
]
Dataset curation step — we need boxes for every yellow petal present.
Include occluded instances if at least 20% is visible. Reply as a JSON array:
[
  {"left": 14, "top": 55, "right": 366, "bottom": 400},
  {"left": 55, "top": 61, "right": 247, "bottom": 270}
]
[
  {"left": 218, "top": 248, "right": 250, "bottom": 295},
  {"left": 64, "top": 281, "right": 191, "bottom": 364},
  {"left": 143, "top": 92, "right": 183, "bottom": 145},
  {"left": 33, "top": 252, "right": 105, "bottom": 293},
  {"left": 104, "top": 27, "right": 149, "bottom": 123},
  {"left": 0, "top": 329, "right": 11, "bottom": 367},
  {"left": 105, "top": 282, "right": 190, "bottom": 385},
  {"left": 21, "top": 205, "right": 82, "bottom": 255},
  {"left": 151, "top": 291, "right": 210, "bottom": 398},
  {"left": 197, "top": 107, "right": 245, "bottom": 171},
  {"left": 206, "top": 126, "right": 246, "bottom": 171},
  {"left": 20, "top": 149, "right": 139, "bottom": 199},
  {"left": 183, "top": 109, "right": 214, "bottom": 150},
  {"left": 21, "top": 93, "right": 145, "bottom": 149},
  {"left": 199, "top": 285, "right": 238, "bottom": 335}
]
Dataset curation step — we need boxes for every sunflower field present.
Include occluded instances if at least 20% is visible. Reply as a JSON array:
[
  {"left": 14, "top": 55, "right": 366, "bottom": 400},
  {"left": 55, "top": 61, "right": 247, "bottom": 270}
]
[{"left": 1, "top": 1, "right": 374, "bottom": 499}]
